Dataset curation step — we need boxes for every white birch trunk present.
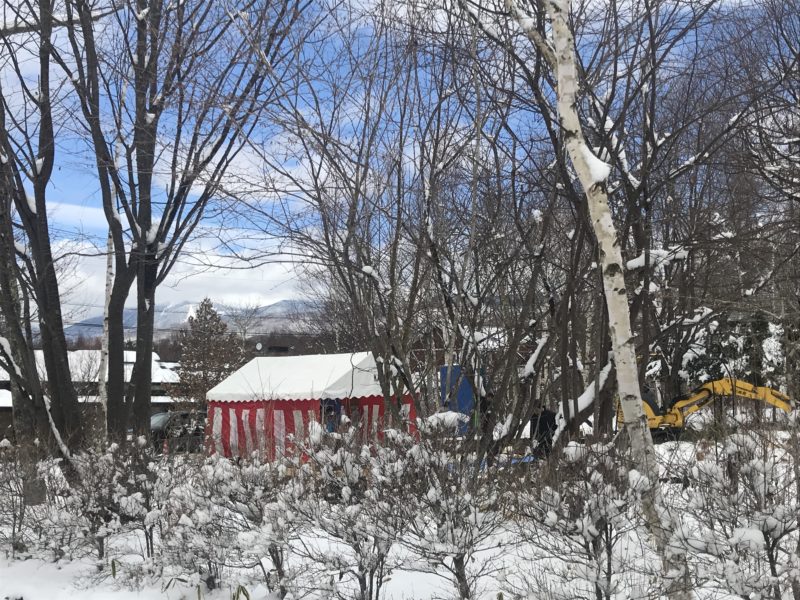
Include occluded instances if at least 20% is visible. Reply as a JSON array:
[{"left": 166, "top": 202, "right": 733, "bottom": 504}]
[
  {"left": 544, "top": 1, "right": 688, "bottom": 596},
  {"left": 97, "top": 231, "right": 113, "bottom": 442}
]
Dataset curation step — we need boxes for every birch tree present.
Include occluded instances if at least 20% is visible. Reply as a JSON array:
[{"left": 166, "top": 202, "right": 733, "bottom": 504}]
[{"left": 458, "top": 0, "right": 690, "bottom": 594}]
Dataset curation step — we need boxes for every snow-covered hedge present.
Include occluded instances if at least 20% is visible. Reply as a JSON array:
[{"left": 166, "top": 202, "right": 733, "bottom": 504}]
[{"left": 3, "top": 428, "right": 800, "bottom": 600}]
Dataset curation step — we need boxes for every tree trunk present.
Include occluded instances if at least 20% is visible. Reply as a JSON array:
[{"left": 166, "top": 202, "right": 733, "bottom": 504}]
[
  {"left": 0, "top": 193, "right": 51, "bottom": 455},
  {"left": 452, "top": 554, "right": 471, "bottom": 599},
  {"left": 544, "top": 1, "right": 687, "bottom": 597},
  {"left": 106, "top": 273, "right": 134, "bottom": 441},
  {"left": 129, "top": 253, "right": 158, "bottom": 436},
  {"left": 97, "top": 232, "right": 114, "bottom": 445}
]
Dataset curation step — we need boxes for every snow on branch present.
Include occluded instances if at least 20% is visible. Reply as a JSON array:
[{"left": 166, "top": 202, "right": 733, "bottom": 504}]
[
  {"left": 579, "top": 144, "right": 611, "bottom": 184},
  {"left": 552, "top": 360, "right": 613, "bottom": 445},
  {"left": 0, "top": 336, "right": 23, "bottom": 379},
  {"left": 506, "top": 0, "right": 556, "bottom": 67},
  {"left": 626, "top": 246, "right": 687, "bottom": 271},
  {"left": 523, "top": 334, "right": 549, "bottom": 378},
  {"left": 43, "top": 396, "right": 71, "bottom": 459},
  {"left": 361, "top": 264, "right": 388, "bottom": 291}
]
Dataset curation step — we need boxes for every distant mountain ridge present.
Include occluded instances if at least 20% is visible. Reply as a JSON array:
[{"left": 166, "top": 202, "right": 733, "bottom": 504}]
[{"left": 64, "top": 299, "right": 315, "bottom": 340}]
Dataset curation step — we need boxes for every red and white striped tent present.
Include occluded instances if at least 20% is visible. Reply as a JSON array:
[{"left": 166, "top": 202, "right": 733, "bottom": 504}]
[{"left": 205, "top": 352, "right": 415, "bottom": 459}]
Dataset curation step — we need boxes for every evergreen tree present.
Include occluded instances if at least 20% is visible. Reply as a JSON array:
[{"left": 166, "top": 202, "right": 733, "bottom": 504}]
[{"left": 173, "top": 298, "right": 243, "bottom": 406}]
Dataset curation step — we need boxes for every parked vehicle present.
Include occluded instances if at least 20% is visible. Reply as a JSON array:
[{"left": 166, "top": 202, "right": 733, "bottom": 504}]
[{"left": 150, "top": 410, "right": 205, "bottom": 453}]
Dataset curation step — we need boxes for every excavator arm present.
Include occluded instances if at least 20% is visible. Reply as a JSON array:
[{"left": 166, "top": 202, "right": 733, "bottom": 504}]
[{"left": 666, "top": 378, "right": 793, "bottom": 430}]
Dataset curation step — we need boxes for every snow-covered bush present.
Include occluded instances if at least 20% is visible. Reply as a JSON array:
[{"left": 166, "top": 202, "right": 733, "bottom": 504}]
[
  {"left": 675, "top": 430, "right": 800, "bottom": 598},
  {"left": 506, "top": 442, "right": 663, "bottom": 600},
  {"left": 20, "top": 440, "right": 165, "bottom": 571},
  {"left": 284, "top": 428, "right": 414, "bottom": 600},
  {"left": 160, "top": 453, "right": 294, "bottom": 595},
  {"left": 33, "top": 453, "right": 111, "bottom": 561},
  {"left": 391, "top": 430, "right": 510, "bottom": 600},
  {"left": 0, "top": 441, "right": 28, "bottom": 556}
]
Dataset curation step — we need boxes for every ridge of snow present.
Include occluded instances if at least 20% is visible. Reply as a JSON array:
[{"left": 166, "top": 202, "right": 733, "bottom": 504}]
[{"left": 579, "top": 144, "right": 611, "bottom": 183}]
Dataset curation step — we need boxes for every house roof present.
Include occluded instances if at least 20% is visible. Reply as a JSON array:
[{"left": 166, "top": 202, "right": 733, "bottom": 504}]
[
  {"left": 0, "top": 350, "right": 179, "bottom": 385},
  {"left": 0, "top": 391, "right": 174, "bottom": 409},
  {"left": 206, "top": 352, "right": 383, "bottom": 402}
]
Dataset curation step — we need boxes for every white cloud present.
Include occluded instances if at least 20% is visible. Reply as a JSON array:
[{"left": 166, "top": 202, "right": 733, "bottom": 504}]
[
  {"left": 48, "top": 200, "right": 110, "bottom": 234},
  {"left": 58, "top": 237, "right": 304, "bottom": 318}
]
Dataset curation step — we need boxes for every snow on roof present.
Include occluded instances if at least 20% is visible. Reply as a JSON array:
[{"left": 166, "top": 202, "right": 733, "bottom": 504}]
[
  {"left": 0, "top": 391, "right": 174, "bottom": 409},
  {"left": 206, "top": 352, "right": 383, "bottom": 402},
  {"left": 0, "top": 350, "right": 178, "bottom": 385}
]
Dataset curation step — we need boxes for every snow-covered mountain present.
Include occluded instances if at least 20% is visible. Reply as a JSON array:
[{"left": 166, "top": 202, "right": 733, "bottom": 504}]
[{"left": 64, "top": 299, "right": 315, "bottom": 341}]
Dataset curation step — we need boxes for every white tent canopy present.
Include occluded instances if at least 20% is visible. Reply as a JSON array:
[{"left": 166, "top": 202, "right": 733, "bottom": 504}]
[{"left": 206, "top": 352, "right": 383, "bottom": 402}]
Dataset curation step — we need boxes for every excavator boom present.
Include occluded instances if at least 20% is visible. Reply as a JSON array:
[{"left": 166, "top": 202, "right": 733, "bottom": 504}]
[
  {"left": 670, "top": 379, "right": 793, "bottom": 419},
  {"left": 620, "top": 378, "right": 793, "bottom": 434}
]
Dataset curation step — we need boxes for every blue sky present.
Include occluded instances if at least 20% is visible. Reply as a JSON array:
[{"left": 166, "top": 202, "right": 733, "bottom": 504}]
[{"left": 0, "top": 7, "right": 305, "bottom": 318}]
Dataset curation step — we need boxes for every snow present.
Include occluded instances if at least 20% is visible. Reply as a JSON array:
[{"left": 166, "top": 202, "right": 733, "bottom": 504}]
[
  {"left": 3, "top": 427, "right": 800, "bottom": 599},
  {"left": 0, "top": 559, "right": 176, "bottom": 600},
  {"left": 518, "top": 16, "right": 536, "bottom": 30},
  {"left": 0, "top": 389, "right": 12, "bottom": 408},
  {"left": 360, "top": 264, "right": 387, "bottom": 290},
  {"left": 563, "top": 440, "right": 587, "bottom": 462},
  {"left": 0, "top": 336, "right": 23, "bottom": 379},
  {"left": 422, "top": 411, "right": 469, "bottom": 431},
  {"left": 551, "top": 361, "right": 613, "bottom": 444},
  {"left": 43, "top": 395, "right": 71, "bottom": 458},
  {"left": 145, "top": 221, "right": 160, "bottom": 244},
  {"left": 206, "top": 352, "right": 382, "bottom": 402},
  {"left": 628, "top": 469, "right": 651, "bottom": 492},
  {"left": 626, "top": 246, "right": 687, "bottom": 270},
  {"left": 579, "top": 144, "right": 611, "bottom": 183},
  {"left": 569, "top": 361, "right": 612, "bottom": 420},
  {"left": 493, "top": 414, "right": 513, "bottom": 440},
  {"left": 729, "top": 528, "right": 765, "bottom": 552},
  {"left": 0, "top": 349, "right": 178, "bottom": 385},
  {"left": 523, "top": 334, "right": 549, "bottom": 377}
]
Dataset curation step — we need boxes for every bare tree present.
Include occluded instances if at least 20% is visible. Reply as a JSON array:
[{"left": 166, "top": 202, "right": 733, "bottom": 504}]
[
  {"left": 0, "top": 0, "right": 84, "bottom": 453},
  {"left": 55, "top": 0, "right": 312, "bottom": 438},
  {"left": 226, "top": 300, "right": 264, "bottom": 353}
]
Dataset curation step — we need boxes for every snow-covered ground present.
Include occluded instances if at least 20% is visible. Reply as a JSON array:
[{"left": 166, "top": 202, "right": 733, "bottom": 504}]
[
  {"left": 3, "top": 429, "right": 799, "bottom": 599},
  {"left": 0, "top": 556, "right": 454, "bottom": 600}
]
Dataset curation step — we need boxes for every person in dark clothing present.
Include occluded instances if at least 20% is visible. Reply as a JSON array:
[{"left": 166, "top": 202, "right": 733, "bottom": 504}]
[
  {"left": 477, "top": 392, "right": 495, "bottom": 439},
  {"left": 530, "top": 409, "right": 557, "bottom": 457}
]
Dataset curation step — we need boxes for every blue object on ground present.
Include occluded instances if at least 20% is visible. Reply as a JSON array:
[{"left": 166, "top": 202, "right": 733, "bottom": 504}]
[{"left": 440, "top": 365, "right": 475, "bottom": 434}]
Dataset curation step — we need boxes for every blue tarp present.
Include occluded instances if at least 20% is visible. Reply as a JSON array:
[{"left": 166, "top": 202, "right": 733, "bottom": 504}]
[{"left": 440, "top": 365, "right": 475, "bottom": 434}]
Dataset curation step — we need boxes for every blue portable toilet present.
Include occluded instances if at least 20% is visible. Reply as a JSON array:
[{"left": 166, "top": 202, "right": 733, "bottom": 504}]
[{"left": 440, "top": 365, "right": 476, "bottom": 434}]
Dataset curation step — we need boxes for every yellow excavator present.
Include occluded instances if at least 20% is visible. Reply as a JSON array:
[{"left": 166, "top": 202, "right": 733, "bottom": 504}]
[{"left": 620, "top": 378, "right": 793, "bottom": 435}]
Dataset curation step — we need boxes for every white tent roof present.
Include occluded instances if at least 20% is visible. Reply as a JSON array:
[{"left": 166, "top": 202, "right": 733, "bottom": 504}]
[{"left": 206, "top": 352, "right": 383, "bottom": 402}]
